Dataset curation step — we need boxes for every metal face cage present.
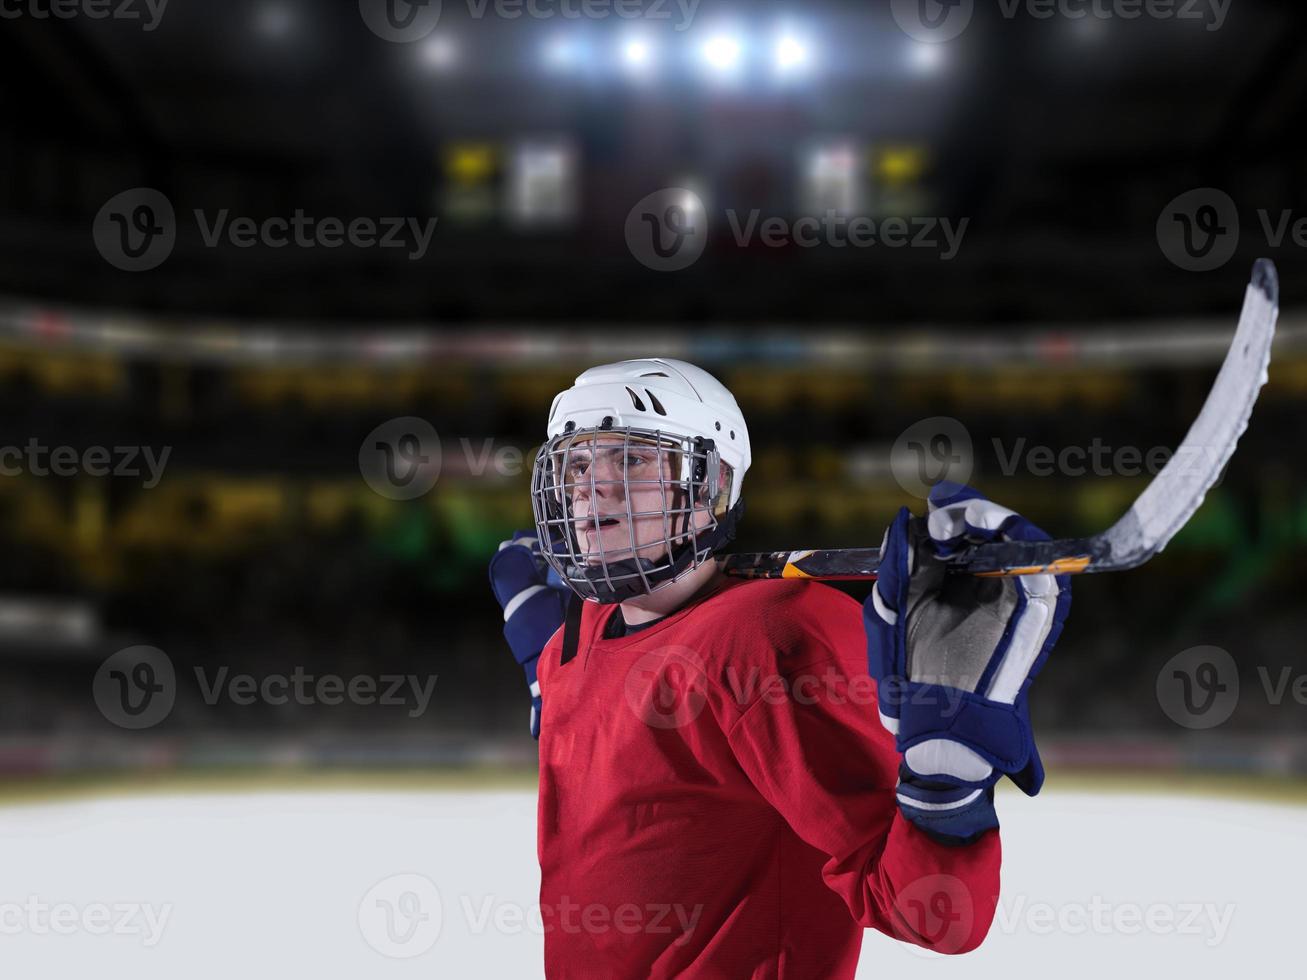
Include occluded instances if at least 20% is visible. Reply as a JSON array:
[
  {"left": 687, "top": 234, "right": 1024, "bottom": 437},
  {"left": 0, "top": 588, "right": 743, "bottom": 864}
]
[{"left": 530, "top": 424, "right": 727, "bottom": 602}]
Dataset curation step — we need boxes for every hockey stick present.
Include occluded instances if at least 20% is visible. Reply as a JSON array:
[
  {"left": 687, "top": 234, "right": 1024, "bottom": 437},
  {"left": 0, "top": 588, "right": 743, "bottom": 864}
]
[{"left": 724, "top": 259, "right": 1279, "bottom": 581}]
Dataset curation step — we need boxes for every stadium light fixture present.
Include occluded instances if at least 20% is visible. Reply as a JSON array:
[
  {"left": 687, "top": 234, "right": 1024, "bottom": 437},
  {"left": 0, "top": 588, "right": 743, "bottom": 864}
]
[
  {"left": 543, "top": 34, "right": 583, "bottom": 71},
  {"left": 623, "top": 39, "right": 651, "bottom": 67},
  {"left": 909, "top": 42, "right": 943, "bottom": 73},
  {"left": 701, "top": 35, "right": 743, "bottom": 74},
  {"left": 420, "top": 35, "right": 458, "bottom": 71},
  {"left": 774, "top": 35, "right": 809, "bottom": 74},
  {"left": 621, "top": 37, "right": 654, "bottom": 75}
]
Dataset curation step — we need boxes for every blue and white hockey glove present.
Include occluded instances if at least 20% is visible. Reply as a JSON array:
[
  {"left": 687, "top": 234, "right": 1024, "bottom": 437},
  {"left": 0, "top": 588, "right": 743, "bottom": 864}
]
[
  {"left": 865, "top": 482, "right": 1072, "bottom": 844},
  {"left": 489, "top": 530, "right": 570, "bottom": 739}
]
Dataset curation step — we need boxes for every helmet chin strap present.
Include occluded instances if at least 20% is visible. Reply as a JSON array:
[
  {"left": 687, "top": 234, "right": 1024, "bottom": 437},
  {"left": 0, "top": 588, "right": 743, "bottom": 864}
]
[{"left": 565, "top": 497, "right": 745, "bottom": 605}]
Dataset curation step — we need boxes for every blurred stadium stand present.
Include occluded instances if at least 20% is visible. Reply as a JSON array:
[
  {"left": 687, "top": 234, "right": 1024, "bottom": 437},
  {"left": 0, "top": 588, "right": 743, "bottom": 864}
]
[{"left": 2, "top": 0, "right": 1307, "bottom": 783}]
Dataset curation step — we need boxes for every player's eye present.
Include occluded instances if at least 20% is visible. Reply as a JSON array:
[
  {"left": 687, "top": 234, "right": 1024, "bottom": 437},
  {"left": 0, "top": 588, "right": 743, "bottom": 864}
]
[{"left": 564, "top": 456, "right": 589, "bottom": 477}]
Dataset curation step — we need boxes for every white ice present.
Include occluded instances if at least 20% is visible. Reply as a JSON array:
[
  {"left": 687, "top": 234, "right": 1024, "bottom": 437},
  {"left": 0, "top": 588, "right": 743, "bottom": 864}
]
[{"left": 0, "top": 787, "right": 1301, "bottom": 979}]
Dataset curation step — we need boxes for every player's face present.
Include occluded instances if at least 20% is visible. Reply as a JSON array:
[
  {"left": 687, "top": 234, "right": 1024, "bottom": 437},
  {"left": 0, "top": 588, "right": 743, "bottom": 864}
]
[{"left": 564, "top": 434, "right": 706, "bottom": 566}]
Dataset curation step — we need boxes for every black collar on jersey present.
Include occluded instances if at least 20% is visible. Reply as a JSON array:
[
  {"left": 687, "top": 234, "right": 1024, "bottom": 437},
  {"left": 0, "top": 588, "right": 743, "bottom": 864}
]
[
  {"left": 560, "top": 592, "right": 583, "bottom": 666},
  {"left": 603, "top": 608, "right": 666, "bottom": 639}
]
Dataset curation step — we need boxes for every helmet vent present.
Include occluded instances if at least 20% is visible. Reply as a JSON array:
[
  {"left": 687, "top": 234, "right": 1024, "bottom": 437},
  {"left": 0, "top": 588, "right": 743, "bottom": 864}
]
[
  {"left": 644, "top": 389, "right": 668, "bottom": 416},
  {"left": 624, "top": 387, "right": 646, "bottom": 412},
  {"left": 639, "top": 371, "right": 669, "bottom": 378}
]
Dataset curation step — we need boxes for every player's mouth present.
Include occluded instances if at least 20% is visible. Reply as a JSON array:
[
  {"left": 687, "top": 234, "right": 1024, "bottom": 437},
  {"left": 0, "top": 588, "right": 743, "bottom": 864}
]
[{"left": 576, "top": 515, "right": 626, "bottom": 544}]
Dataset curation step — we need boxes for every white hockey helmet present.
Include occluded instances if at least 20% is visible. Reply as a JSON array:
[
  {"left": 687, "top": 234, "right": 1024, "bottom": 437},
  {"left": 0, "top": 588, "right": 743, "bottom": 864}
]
[{"left": 531, "top": 358, "right": 750, "bottom": 602}]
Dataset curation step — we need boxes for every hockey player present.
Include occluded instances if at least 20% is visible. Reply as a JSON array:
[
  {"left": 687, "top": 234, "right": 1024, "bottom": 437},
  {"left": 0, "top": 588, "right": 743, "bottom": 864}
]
[{"left": 488, "top": 358, "right": 1071, "bottom": 978}]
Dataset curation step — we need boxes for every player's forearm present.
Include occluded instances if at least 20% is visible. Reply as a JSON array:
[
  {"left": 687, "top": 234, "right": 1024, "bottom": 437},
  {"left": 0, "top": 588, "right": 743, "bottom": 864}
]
[{"left": 832, "top": 811, "right": 1001, "bottom": 955}]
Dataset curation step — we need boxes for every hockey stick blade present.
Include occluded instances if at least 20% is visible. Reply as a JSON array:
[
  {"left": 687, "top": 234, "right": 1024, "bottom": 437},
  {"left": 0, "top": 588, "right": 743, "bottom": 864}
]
[{"left": 724, "top": 259, "right": 1279, "bottom": 581}]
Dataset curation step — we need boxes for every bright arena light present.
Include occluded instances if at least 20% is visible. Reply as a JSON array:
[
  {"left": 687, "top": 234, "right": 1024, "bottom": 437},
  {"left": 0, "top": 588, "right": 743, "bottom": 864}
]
[
  {"left": 543, "top": 35, "right": 583, "bottom": 71},
  {"left": 419, "top": 35, "right": 458, "bottom": 71},
  {"left": 701, "top": 35, "right": 743, "bottom": 73},
  {"left": 910, "top": 42, "right": 944, "bottom": 73},
  {"left": 621, "top": 38, "right": 653, "bottom": 73},
  {"left": 774, "top": 35, "right": 809, "bottom": 73}
]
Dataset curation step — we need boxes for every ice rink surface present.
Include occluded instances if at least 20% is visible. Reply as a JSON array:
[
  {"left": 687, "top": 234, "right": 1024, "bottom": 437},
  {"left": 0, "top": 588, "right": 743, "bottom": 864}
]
[{"left": 0, "top": 784, "right": 1302, "bottom": 978}]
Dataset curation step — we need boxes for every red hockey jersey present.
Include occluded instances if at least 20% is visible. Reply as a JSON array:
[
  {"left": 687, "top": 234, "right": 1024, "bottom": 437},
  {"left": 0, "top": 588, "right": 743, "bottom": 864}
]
[{"left": 536, "top": 574, "right": 1001, "bottom": 979}]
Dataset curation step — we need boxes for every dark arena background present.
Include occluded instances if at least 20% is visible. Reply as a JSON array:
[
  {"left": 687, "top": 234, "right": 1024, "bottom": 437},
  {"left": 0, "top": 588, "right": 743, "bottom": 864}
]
[{"left": 0, "top": 1, "right": 1304, "bottom": 977}]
